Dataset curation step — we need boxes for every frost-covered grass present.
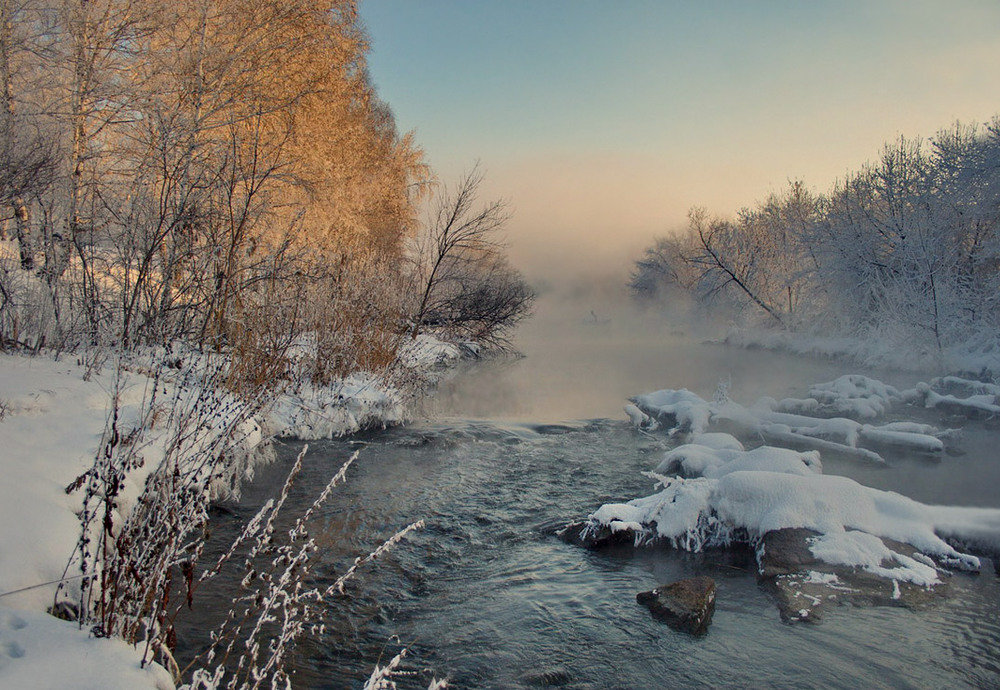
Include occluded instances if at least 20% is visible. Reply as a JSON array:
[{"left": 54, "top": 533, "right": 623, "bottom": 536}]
[{"left": 0, "top": 335, "right": 461, "bottom": 687}]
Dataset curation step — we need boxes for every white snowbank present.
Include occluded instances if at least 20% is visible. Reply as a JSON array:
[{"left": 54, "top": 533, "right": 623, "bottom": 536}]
[
  {"left": 266, "top": 374, "right": 405, "bottom": 440},
  {"left": 397, "top": 334, "right": 463, "bottom": 370},
  {"left": 0, "top": 354, "right": 158, "bottom": 611},
  {"left": 587, "top": 468, "right": 998, "bottom": 582},
  {"left": 0, "top": 335, "right": 462, "bottom": 687},
  {"left": 0, "top": 607, "right": 173, "bottom": 690}
]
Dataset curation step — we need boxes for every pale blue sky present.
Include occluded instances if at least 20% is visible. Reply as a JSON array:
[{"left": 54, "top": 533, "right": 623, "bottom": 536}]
[{"left": 360, "top": 1, "right": 1000, "bottom": 279}]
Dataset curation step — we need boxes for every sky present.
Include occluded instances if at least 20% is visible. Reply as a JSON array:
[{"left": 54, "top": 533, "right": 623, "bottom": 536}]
[{"left": 359, "top": 0, "right": 1000, "bottom": 287}]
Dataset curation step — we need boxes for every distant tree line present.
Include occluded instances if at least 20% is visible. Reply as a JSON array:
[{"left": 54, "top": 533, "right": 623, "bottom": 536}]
[
  {"left": 632, "top": 118, "right": 1000, "bottom": 356},
  {"left": 0, "top": 0, "right": 532, "bottom": 384}
]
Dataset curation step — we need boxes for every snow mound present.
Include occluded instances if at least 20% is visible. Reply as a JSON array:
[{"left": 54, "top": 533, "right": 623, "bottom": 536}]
[
  {"left": 630, "top": 388, "right": 712, "bottom": 434},
  {"left": 808, "top": 375, "right": 901, "bottom": 418},
  {"left": 690, "top": 432, "right": 743, "bottom": 451},
  {"left": 585, "top": 470, "right": 997, "bottom": 582},
  {"left": 397, "top": 334, "right": 463, "bottom": 370},
  {"left": 654, "top": 444, "right": 820, "bottom": 479}
]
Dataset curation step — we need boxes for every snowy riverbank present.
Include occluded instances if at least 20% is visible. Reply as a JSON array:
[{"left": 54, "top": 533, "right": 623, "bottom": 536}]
[
  {"left": 0, "top": 334, "right": 463, "bottom": 687},
  {"left": 724, "top": 327, "right": 1000, "bottom": 377}
]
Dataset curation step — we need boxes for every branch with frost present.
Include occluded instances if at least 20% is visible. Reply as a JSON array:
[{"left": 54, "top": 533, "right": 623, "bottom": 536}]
[
  {"left": 181, "top": 448, "right": 425, "bottom": 689},
  {"left": 363, "top": 646, "right": 449, "bottom": 690},
  {"left": 325, "top": 520, "right": 426, "bottom": 597}
]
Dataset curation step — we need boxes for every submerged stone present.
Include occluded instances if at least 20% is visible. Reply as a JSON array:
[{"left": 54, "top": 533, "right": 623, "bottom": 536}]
[
  {"left": 520, "top": 667, "right": 574, "bottom": 687},
  {"left": 636, "top": 576, "right": 716, "bottom": 634}
]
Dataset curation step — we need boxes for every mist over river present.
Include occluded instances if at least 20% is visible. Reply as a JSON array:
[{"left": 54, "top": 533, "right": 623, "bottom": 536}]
[{"left": 176, "top": 291, "right": 1000, "bottom": 688}]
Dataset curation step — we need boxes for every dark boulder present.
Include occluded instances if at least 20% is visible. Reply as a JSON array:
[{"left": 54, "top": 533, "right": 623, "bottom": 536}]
[
  {"left": 636, "top": 576, "right": 716, "bottom": 634},
  {"left": 557, "top": 520, "right": 641, "bottom": 549}
]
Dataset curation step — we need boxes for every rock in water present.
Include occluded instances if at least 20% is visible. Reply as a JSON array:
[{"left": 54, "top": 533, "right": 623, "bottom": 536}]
[
  {"left": 557, "top": 520, "right": 640, "bottom": 549},
  {"left": 758, "top": 527, "right": 949, "bottom": 623},
  {"left": 636, "top": 576, "right": 716, "bottom": 634}
]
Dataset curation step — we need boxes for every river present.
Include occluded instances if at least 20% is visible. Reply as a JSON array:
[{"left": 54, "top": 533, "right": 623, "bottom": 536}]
[{"left": 175, "top": 295, "right": 1000, "bottom": 688}]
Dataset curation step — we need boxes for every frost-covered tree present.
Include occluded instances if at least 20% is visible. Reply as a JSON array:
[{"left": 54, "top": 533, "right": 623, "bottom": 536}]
[
  {"left": 409, "top": 166, "right": 533, "bottom": 349},
  {"left": 632, "top": 117, "right": 1000, "bottom": 356}
]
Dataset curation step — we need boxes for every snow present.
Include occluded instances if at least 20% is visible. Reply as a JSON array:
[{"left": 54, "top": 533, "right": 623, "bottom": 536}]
[
  {"left": 0, "top": 607, "right": 173, "bottom": 690},
  {"left": 397, "top": 334, "right": 463, "bottom": 370},
  {"left": 633, "top": 379, "right": 952, "bottom": 463},
  {"left": 919, "top": 387, "right": 1000, "bottom": 416},
  {"left": 802, "top": 571, "right": 840, "bottom": 585},
  {"left": 931, "top": 376, "right": 1000, "bottom": 397},
  {"left": 266, "top": 374, "right": 406, "bottom": 439},
  {"left": 587, "top": 458, "right": 999, "bottom": 583},
  {"left": 808, "top": 375, "right": 901, "bottom": 418},
  {"left": 858, "top": 425, "right": 944, "bottom": 453},
  {"left": 266, "top": 333, "right": 467, "bottom": 440},
  {"left": 654, "top": 444, "right": 820, "bottom": 479},
  {"left": 653, "top": 444, "right": 737, "bottom": 476},
  {"left": 0, "top": 339, "right": 457, "bottom": 686},
  {"left": 807, "top": 530, "right": 940, "bottom": 586},
  {"left": 689, "top": 432, "right": 744, "bottom": 451},
  {"left": 605, "top": 369, "right": 1000, "bottom": 592},
  {"left": 724, "top": 327, "right": 1000, "bottom": 377},
  {"left": 630, "top": 388, "right": 712, "bottom": 434},
  {"left": 0, "top": 354, "right": 151, "bottom": 611},
  {"left": 623, "top": 403, "right": 655, "bottom": 430}
]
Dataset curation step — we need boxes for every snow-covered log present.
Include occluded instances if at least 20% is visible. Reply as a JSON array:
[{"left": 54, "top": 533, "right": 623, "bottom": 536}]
[
  {"left": 906, "top": 382, "right": 1000, "bottom": 419},
  {"left": 757, "top": 424, "right": 887, "bottom": 464},
  {"left": 630, "top": 374, "right": 959, "bottom": 462}
]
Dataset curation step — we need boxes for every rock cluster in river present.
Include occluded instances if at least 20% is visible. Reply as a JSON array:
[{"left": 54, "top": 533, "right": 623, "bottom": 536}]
[{"left": 562, "top": 373, "right": 1000, "bottom": 623}]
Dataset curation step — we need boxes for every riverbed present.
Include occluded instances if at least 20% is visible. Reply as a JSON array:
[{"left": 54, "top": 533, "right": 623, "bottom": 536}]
[{"left": 175, "top": 300, "right": 1000, "bottom": 688}]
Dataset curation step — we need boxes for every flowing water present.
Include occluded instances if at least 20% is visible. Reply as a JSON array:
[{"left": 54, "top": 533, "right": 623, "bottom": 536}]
[{"left": 176, "top": 297, "right": 1000, "bottom": 688}]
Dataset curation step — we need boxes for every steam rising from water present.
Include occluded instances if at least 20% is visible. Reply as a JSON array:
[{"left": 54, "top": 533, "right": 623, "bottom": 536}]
[{"left": 429, "top": 274, "right": 905, "bottom": 423}]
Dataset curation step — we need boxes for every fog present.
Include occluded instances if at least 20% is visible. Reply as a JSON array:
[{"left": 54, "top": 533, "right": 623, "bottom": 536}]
[{"left": 428, "top": 268, "right": 893, "bottom": 424}]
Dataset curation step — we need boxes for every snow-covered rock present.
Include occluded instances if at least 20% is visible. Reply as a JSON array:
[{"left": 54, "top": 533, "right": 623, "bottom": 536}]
[
  {"left": 654, "top": 444, "right": 820, "bottom": 479},
  {"left": 573, "top": 467, "right": 999, "bottom": 592},
  {"left": 630, "top": 388, "right": 712, "bottom": 434}
]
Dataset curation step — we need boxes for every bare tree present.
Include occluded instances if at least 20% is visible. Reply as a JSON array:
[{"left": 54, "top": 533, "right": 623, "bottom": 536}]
[{"left": 409, "top": 165, "right": 533, "bottom": 347}]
